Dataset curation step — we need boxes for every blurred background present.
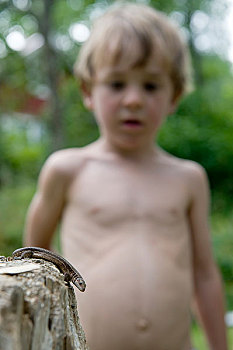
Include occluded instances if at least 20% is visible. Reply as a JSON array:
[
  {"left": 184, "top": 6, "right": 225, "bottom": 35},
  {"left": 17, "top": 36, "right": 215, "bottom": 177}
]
[{"left": 0, "top": 0, "right": 233, "bottom": 347}]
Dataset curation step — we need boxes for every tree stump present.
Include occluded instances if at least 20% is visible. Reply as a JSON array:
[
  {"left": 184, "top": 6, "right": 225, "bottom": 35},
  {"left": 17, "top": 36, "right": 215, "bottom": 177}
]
[{"left": 0, "top": 257, "right": 88, "bottom": 350}]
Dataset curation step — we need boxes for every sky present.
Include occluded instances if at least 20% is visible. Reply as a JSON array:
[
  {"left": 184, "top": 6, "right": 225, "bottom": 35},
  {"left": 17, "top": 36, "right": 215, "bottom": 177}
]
[{"left": 226, "top": 0, "right": 233, "bottom": 62}]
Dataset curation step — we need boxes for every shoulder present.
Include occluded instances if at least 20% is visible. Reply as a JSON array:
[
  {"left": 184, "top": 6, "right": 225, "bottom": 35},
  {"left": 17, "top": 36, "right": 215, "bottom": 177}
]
[
  {"left": 159, "top": 151, "right": 209, "bottom": 196},
  {"left": 38, "top": 147, "right": 91, "bottom": 188},
  {"left": 39, "top": 143, "right": 105, "bottom": 183},
  {"left": 177, "top": 158, "right": 207, "bottom": 181},
  {"left": 160, "top": 150, "right": 207, "bottom": 179},
  {"left": 42, "top": 146, "right": 95, "bottom": 173},
  {"left": 175, "top": 158, "right": 208, "bottom": 187},
  {"left": 44, "top": 148, "right": 81, "bottom": 169},
  {"left": 40, "top": 149, "right": 76, "bottom": 179}
]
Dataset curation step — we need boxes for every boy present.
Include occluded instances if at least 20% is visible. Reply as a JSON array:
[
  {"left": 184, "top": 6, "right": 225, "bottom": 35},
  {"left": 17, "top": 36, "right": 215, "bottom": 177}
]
[{"left": 24, "top": 3, "right": 228, "bottom": 349}]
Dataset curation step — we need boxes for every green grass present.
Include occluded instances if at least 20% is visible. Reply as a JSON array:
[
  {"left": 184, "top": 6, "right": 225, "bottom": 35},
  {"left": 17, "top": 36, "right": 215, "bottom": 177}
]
[
  {"left": 0, "top": 181, "right": 61, "bottom": 255},
  {"left": 192, "top": 323, "right": 208, "bottom": 349},
  {"left": 211, "top": 210, "right": 233, "bottom": 310},
  {"left": 0, "top": 181, "right": 36, "bottom": 256},
  {"left": 192, "top": 322, "right": 233, "bottom": 349}
]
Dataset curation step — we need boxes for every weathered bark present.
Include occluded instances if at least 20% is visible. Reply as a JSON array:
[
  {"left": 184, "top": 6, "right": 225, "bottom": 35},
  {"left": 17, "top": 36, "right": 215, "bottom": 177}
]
[{"left": 0, "top": 258, "right": 88, "bottom": 350}]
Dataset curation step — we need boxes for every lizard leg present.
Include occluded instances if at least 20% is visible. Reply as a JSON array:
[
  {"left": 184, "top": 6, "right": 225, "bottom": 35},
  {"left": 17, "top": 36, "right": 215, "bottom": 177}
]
[
  {"left": 64, "top": 272, "right": 71, "bottom": 286},
  {"left": 14, "top": 251, "right": 34, "bottom": 260}
]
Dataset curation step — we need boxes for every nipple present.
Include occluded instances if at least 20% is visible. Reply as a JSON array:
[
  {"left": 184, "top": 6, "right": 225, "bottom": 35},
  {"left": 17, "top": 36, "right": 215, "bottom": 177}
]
[{"left": 136, "top": 318, "right": 150, "bottom": 331}]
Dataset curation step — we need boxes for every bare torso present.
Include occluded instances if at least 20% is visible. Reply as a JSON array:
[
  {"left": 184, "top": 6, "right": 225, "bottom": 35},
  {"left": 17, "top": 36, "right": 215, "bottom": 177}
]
[{"left": 60, "top": 144, "right": 194, "bottom": 350}]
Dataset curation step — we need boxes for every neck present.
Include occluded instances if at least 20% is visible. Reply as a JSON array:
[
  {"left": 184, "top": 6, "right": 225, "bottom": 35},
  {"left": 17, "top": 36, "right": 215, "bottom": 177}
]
[{"left": 96, "top": 137, "right": 160, "bottom": 161}]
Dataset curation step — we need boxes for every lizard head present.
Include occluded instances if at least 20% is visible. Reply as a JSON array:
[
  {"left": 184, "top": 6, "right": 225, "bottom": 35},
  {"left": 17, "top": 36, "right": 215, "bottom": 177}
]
[{"left": 73, "top": 277, "right": 86, "bottom": 292}]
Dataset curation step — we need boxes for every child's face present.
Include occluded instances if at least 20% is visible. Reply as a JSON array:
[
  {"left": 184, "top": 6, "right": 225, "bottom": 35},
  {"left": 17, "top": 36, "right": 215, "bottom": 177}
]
[{"left": 83, "top": 58, "right": 179, "bottom": 152}]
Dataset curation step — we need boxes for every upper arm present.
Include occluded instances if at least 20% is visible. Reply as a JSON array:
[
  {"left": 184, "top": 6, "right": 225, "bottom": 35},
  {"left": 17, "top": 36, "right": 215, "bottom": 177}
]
[
  {"left": 187, "top": 163, "right": 216, "bottom": 279},
  {"left": 24, "top": 153, "right": 70, "bottom": 248}
]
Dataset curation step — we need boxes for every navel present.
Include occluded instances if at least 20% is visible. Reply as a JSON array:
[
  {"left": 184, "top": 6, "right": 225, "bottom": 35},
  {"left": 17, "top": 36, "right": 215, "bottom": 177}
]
[{"left": 136, "top": 318, "right": 150, "bottom": 331}]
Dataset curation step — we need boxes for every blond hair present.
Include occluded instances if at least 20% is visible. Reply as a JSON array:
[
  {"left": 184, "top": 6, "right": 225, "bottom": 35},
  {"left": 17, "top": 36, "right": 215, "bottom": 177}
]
[{"left": 74, "top": 3, "right": 192, "bottom": 98}]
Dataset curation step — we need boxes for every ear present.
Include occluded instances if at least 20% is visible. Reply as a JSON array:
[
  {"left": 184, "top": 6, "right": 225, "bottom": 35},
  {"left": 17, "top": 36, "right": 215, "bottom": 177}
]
[
  {"left": 81, "top": 81, "right": 94, "bottom": 110},
  {"left": 168, "top": 93, "right": 182, "bottom": 115}
]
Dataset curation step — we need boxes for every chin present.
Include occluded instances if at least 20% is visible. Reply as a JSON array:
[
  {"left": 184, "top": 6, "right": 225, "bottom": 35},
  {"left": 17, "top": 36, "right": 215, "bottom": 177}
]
[{"left": 114, "top": 140, "right": 148, "bottom": 152}]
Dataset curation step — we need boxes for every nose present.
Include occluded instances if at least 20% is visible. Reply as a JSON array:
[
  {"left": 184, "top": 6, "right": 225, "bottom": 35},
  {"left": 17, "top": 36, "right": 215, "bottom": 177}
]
[{"left": 122, "top": 85, "right": 143, "bottom": 110}]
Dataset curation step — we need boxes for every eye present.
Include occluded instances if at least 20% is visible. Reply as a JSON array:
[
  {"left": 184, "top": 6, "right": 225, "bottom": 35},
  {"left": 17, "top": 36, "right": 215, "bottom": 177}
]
[
  {"left": 144, "top": 82, "right": 159, "bottom": 92},
  {"left": 109, "top": 81, "right": 125, "bottom": 91}
]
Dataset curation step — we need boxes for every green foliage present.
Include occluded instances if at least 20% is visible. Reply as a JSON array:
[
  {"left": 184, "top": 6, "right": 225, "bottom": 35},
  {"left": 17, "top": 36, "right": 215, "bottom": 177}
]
[
  {"left": 212, "top": 211, "right": 233, "bottom": 309},
  {"left": 0, "top": 183, "right": 60, "bottom": 255},
  {"left": 0, "top": 117, "right": 48, "bottom": 185},
  {"left": 0, "top": 183, "right": 35, "bottom": 256},
  {"left": 1, "top": 0, "right": 232, "bottom": 196},
  {"left": 158, "top": 55, "right": 233, "bottom": 199},
  {"left": 59, "top": 76, "right": 99, "bottom": 147}
]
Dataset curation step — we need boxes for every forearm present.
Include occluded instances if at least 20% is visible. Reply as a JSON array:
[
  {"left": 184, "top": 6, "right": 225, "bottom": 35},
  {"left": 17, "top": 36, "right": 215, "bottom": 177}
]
[
  {"left": 195, "top": 266, "right": 228, "bottom": 350},
  {"left": 24, "top": 222, "right": 55, "bottom": 250},
  {"left": 24, "top": 154, "right": 68, "bottom": 250},
  {"left": 24, "top": 224, "right": 54, "bottom": 250},
  {"left": 24, "top": 194, "right": 59, "bottom": 249}
]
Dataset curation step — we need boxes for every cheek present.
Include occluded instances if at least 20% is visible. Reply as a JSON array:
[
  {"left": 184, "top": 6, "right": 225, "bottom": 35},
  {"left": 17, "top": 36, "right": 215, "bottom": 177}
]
[
  {"left": 151, "top": 95, "right": 173, "bottom": 114},
  {"left": 95, "top": 101, "right": 115, "bottom": 121},
  {"left": 147, "top": 99, "right": 169, "bottom": 127},
  {"left": 151, "top": 115, "right": 166, "bottom": 129},
  {"left": 93, "top": 98, "right": 118, "bottom": 129},
  {"left": 94, "top": 92, "right": 119, "bottom": 117}
]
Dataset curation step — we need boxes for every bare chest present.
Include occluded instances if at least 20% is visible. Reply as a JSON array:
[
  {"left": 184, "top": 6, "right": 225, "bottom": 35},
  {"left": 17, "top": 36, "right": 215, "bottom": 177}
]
[{"left": 65, "top": 160, "right": 189, "bottom": 229}]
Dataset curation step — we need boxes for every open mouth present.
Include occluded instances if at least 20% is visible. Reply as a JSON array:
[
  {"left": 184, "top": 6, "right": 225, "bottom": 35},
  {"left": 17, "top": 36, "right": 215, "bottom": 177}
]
[{"left": 123, "top": 120, "right": 142, "bottom": 127}]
